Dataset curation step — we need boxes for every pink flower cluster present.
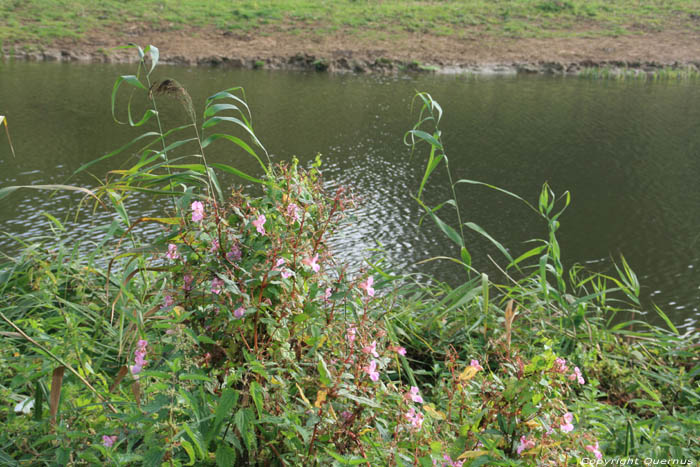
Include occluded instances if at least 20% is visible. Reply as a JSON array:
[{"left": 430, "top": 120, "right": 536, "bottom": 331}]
[
  {"left": 233, "top": 306, "right": 246, "bottom": 319},
  {"left": 433, "top": 454, "right": 464, "bottom": 467},
  {"left": 166, "top": 243, "right": 179, "bottom": 260},
  {"left": 553, "top": 357, "right": 568, "bottom": 373},
  {"left": 554, "top": 357, "right": 585, "bottom": 384},
  {"left": 183, "top": 274, "right": 193, "bottom": 292},
  {"left": 191, "top": 201, "right": 204, "bottom": 222},
  {"left": 404, "top": 407, "right": 424, "bottom": 430},
  {"left": 211, "top": 277, "right": 224, "bottom": 295},
  {"left": 516, "top": 435, "right": 536, "bottom": 455},
  {"left": 406, "top": 386, "right": 423, "bottom": 403},
  {"left": 569, "top": 366, "right": 585, "bottom": 385},
  {"left": 102, "top": 435, "right": 117, "bottom": 448},
  {"left": 470, "top": 359, "right": 484, "bottom": 371},
  {"left": 364, "top": 360, "right": 379, "bottom": 382},
  {"left": 252, "top": 214, "right": 266, "bottom": 235},
  {"left": 286, "top": 203, "right": 301, "bottom": 222},
  {"left": 346, "top": 324, "right": 356, "bottom": 344},
  {"left": 560, "top": 412, "right": 575, "bottom": 433},
  {"left": 358, "top": 276, "right": 375, "bottom": 297},
  {"left": 302, "top": 254, "right": 320, "bottom": 273},
  {"left": 273, "top": 258, "right": 293, "bottom": 279},
  {"left": 130, "top": 339, "right": 148, "bottom": 377},
  {"left": 226, "top": 244, "right": 242, "bottom": 262},
  {"left": 362, "top": 341, "right": 379, "bottom": 358},
  {"left": 585, "top": 441, "right": 603, "bottom": 459}
]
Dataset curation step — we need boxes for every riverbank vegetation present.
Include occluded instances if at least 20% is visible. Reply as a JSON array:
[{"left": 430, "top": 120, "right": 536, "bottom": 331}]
[
  {"left": 2, "top": 0, "right": 699, "bottom": 46},
  {"left": 1, "top": 46, "right": 698, "bottom": 465}
]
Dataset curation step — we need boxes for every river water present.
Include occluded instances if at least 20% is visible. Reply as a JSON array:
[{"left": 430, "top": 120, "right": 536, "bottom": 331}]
[{"left": 1, "top": 61, "right": 699, "bottom": 329}]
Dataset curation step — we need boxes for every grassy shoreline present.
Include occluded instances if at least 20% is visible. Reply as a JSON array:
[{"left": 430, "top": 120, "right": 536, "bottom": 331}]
[{"left": 2, "top": 0, "right": 700, "bottom": 75}]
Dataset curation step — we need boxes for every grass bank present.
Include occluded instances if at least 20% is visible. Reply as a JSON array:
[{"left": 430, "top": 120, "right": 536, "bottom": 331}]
[
  {"left": 2, "top": 1, "right": 700, "bottom": 74},
  {"left": 0, "top": 46, "right": 698, "bottom": 465},
  {"left": 3, "top": 0, "right": 700, "bottom": 43}
]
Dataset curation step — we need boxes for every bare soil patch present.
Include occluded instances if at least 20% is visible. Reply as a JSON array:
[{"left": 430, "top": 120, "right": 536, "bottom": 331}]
[{"left": 7, "top": 25, "right": 700, "bottom": 74}]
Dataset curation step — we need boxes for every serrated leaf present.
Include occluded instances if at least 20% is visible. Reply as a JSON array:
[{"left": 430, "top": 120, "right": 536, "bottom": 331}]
[{"left": 216, "top": 444, "right": 237, "bottom": 466}]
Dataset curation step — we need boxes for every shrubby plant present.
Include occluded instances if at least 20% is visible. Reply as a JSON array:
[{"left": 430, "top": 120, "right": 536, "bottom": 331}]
[{"left": 0, "top": 47, "right": 697, "bottom": 466}]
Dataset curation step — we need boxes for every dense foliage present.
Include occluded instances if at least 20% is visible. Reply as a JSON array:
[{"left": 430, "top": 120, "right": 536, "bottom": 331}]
[{"left": 1, "top": 46, "right": 698, "bottom": 466}]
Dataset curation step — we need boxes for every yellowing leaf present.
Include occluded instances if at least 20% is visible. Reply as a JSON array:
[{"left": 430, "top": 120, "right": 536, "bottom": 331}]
[
  {"left": 296, "top": 383, "right": 311, "bottom": 408},
  {"left": 458, "top": 366, "right": 478, "bottom": 382},
  {"left": 314, "top": 389, "right": 327, "bottom": 408},
  {"left": 358, "top": 427, "right": 373, "bottom": 436},
  {"left": 328, "top": 403, "right": 338, "bottom": 420},
  {"left": 458, "top": 450, "right": 489, "bottom": 460},
  {"left": 172, "top": 306, "right": 184, "bottom": 317},
  {"left": 422, "top": 404, "right": 445, "bottom": 420},
  {"left": 524, "top": 419, "right": 539, "bottom": 429}
]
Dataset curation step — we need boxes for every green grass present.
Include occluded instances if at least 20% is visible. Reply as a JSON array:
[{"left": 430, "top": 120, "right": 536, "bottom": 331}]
[{"left": 0, "top": 0, "right": 698, "bottom": 45}]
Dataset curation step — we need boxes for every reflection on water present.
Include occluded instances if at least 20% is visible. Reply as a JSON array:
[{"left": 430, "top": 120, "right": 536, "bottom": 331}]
[{"left": 1, "top": 61, "right": 699, "bottom": 329}]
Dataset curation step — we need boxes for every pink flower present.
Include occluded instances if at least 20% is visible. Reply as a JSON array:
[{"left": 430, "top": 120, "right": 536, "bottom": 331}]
[
  {"left": 585, "top": 441, "right": 603, "bottom": 460},
  {"left": 364, "top": 359, "right": 380, "bottom": 381},
  {"left": 102, "top": 435, "right": 118, "bottom": 448},
  {"left": 404, "top": 407, "right": 424, "bottom": 430},
  {"left": 183, "top": 274, "right": 193, "bottom": 291},
  {"left": 166, "top": 243, "right": 180, "bottom": 260},
  {"left": 191, "top": 201, "right": 204, "bottom": 222},
  {"left": 286, "top": 203, "right": 301, "bottom": 222},
  {"left": 408, "top": 386, "right": 424, "bottom": 403},
  {"left": 226, "top": 244, "right": 242, "bottom": 262},
  {"left": 470, "top": 359, "right": 484, "bottom": 371},
  {"left": 362, "top": 341, "right": 379, "bottom": 358},
  {"left": 252, "top": 214, "right": 266, "bottom": 235},
  {"left": 358, "top": 276, "right": 375, "bottom": 297},
  {"left": 273, "top": 258, "right": 293, "bottom": 279},
  {"left": 209, "top": 239, "right": 219, "bottom": 253},
  {"left": 554, "top": 357, "right": 568, "bottom": 373},
  {"left": 211, "top": 277, "right": 224, "bottom": 295},
  {"left": 302, "top": 254, "right": 320, "bottom": 273},
  {"left": 131, "top": 340, "right": 148, "bottom": 377},
  {"left": 560, "top": 412, "right": 574, "bottom": 433},
  {"left": 162, "top": 295, "right": 174, "bottom": 308},
  {"left": 346, "top": 325, "right": 356, "bottom": 344},
  {"left": 233, "top": 306, "right": 245, "bottom": 319},
  {"left": 395, "top": 346, "right": 407, "bottom": 356},
  {"left": 569, "top": 366, "right": 585, "bottom": 384},
  {"left": 324, "top": 287, "right": 332, "bottom": 301},
  {"left": 436, "top": 455, "right": 464, "bottom": 467},
  {"left": 516, "top": 435, "right": 536, "bottom": 455}
]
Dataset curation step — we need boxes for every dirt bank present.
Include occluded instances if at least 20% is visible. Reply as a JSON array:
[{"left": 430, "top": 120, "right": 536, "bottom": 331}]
[{"left": 4, "top": 26, "right": 700, "bottom": 75}]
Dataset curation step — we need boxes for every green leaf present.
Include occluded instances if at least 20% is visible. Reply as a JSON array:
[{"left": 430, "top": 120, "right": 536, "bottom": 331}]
[
  {"left": 183, "top": 423, "right": 205, "bottom": 460},
  {"left": 179, "top": 373, "right": 213, "bottom": 382},
  {"left": 142, "top": 447, "right": 165, "bottom": 467},
  {"left": 216, "top": 444, "right": 237, "bottom": 467},
  {"left": 146, "top": 45, "right": 159, "bottom": 75},
  {"left": 324, "top": 448, "right": 368, "bottom": 465},
  {"left": 460, "top": 246, "right": 471, "bottom": 268},
  {"left": 317, "top": 357, "right": 332, "bottom": 386},
  {"left": 653, "top": 304, "right": 679, "bottom": 335},
  {"left": 250, "top": 381, "right": 264, "bottom": 418},
  {"left": 408, "top": 129, "right": 443, "bottom": 150},
  {"left": 210, "top": 162, "right": 264, "bottom": 184},
  {"left": 213, "top": 389, "right": 239, "bottom": 432},
  {"left": 464, "top": 222, "right": 513, "bottom": 264},
  {"left": 180, "top": 440, "right": 196, "bottom": 466},
  {"left": 415, "top": 197, "right": 463, "bottom": 247}
]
